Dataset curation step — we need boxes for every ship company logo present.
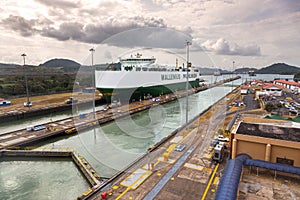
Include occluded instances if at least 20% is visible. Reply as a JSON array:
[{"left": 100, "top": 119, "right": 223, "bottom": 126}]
[
  {"left": 73, "top": 27, "right": 228, "bottom": 175},
  {"left": 161, "top": 74, "right": 181, "bottom": 80},
  {"left": 183, "top": 73, "right": 198, "bottom": 79},
  {"left": 161, "top": 73, "right": 198, "bottom": 81}
]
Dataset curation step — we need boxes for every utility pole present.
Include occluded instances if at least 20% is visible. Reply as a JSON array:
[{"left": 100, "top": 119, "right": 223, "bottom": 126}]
[
  {"left": 89, "top": 48, "right": 96, "bottom": 120},
  {"left": 186, "top": 41, "right": 191, "bottom": 124},
  {"left": 21, "top": 53, "right": 30, "bottom": 106},
  {"left": 89, "top": 47, "right": 97, "bottom": 141},
  {"left": 232, "top": 61, "right": 235, "bottom": 90}
]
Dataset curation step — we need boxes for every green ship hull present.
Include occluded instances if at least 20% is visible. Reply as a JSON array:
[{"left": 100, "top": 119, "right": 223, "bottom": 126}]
[{"left": 99, "top": 79, "right": 200, "bottom": 103}]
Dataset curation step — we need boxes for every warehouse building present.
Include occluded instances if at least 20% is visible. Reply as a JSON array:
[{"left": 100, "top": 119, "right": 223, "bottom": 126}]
[{"left": 231, "top": 121, "right": 300, "bottom": 167}]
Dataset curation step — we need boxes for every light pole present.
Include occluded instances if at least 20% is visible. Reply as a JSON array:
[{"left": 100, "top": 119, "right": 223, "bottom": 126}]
[
  {"left": 186, "top": 41, "right": 191, "bottom": 124},
  {"left": 89, "top": 48, "right": 96, "bottom": 120},
  {"left": 89, "top": 48, "right": 97, "bottom": 141},
  {"left": 232, "top": 61, "right": 235, "bottom": 90},
  {"left": 21, "top": 53, "right": 30, "bottom": 106}
]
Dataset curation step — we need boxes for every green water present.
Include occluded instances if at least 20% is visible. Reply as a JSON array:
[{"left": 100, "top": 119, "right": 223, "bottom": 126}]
[{"left": 0, "top": 159, "right": 90, "bottom": 200}]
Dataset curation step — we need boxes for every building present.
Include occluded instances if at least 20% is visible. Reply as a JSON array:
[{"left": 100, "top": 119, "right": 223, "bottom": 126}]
[
  {"left": 274, "top": 79, "right": 300, "bottom": 92},
  {"left": 255, "top": 83, "right": 283, "bottom": 98},
  {"left": 262, "top": 83, "right": 283, "bottom": 96},
  {"left": 231, "top": 121, "right": 300, "bottom": 167},
  {"left": 240, "top": 85, "right": 248, "bottom": 95}
]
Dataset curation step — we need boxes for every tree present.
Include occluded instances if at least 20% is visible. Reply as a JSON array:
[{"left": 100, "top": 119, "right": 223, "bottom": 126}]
[
  {"left": 13, "top": 80, "right": 25, "bottom": 95},
  {"left": 217, "top": 129, "right": 223, "bottom": 135},
  {"left": 265, "top": 102, "right": 276, "bottom": 112},
  {"left": 224, "top": 130, "right": 231, "bottom": 136},
  {"left": 276, "top": 103, "right": 284, "bottom": 115}
]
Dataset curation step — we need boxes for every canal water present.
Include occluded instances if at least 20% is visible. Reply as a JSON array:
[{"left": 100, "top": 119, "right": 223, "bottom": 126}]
[
  {"left": 0, "top": 74, "right": 293, "bottom": 199},
  {"left": 0, "top": 158, "right": 90, "bottom": 200}
]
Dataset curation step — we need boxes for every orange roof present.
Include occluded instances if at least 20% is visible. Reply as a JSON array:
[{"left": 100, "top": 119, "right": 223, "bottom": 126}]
[
  {"left": 263, "top": 83, "right": 284, "bottom": 89},
  {"left": 274, "top": 80, "right": 300, "bottom": 86}
]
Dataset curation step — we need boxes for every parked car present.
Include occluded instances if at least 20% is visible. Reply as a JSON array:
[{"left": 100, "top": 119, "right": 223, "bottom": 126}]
[
  {"left": 175, "top": 144, "right": 187, "bottom": 152},
  {"left": 109, "top": 100, "right": 120, "bottom": 108},
  {"left": 289, "top": 109, "right": 298, "bottom": 115},
  {"left": 216, "top": 135, "right": 229, "bottom": 142},
  {"left": 285, "top": 97, "right": 293, "bottom": 101},
  {"left": 285, "top": 104, "right": 292, "bottom": 109},
  {"left": 65, "top": 97, "right": 78, "bottom": 104},
  {"left": 210, "top": 139, "right": 219, "bottom": 147},
  {"left": 152, "top": 98, "right": 161, "bottom": 102},
  {"left": 26, "top": 125, "right": 46, "bottom": 132},
  {"left": 103, "top": 106, "right": 108, "bottom": 111},
  {"left": 24, "top": 102, "right": 32, "bottom": 107}
]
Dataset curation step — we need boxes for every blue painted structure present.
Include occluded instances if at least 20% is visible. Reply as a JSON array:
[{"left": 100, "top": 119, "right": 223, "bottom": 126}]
[
  {"left": 215, "top": 154, "right": 250, "bottom": 200},
  {"left": 215, "top": 154, "right": 300, "bottom": 200}
]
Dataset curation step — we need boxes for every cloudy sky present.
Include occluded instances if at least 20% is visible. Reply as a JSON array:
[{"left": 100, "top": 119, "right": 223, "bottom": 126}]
[{"left": 0, "top": 0, "right": 299, "bottom": 69}]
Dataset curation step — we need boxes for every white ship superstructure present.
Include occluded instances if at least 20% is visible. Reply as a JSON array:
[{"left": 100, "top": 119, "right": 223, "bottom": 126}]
[{"left": 95, "top": 53, "right": 201, "bottom": 102}]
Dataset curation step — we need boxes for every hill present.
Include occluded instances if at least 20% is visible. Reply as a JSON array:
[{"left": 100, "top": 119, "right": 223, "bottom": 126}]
[
  {"left": 234, "top": 67, "right": 257, "bottom": 74},
  {"left": 197, "top": 67, "right": 230, "bottom": 75},
  {"left": 0, "top": 63, "right": 20, "bottom": 68},
  {"left": 39, "top": 58, "right": 81, "bottom": 68},
  {"left": 257, "top": 63, "right": 300, "bottom": 75}
]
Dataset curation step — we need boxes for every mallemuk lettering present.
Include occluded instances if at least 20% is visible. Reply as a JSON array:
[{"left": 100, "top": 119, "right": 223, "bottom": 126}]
[
  {"left": 161, "top": 74, "right": 181, "bottom": 81},
  {"left": 183, "top": 73, "right": 197, "bottom": 79}
]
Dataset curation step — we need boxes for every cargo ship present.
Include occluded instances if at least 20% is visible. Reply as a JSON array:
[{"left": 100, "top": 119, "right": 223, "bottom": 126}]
[
  {"left": 95, "top": 53, "right": 202, "bottom": 102},
  {"left": 248, "top": 70, "right": 256, "bottom": 76}
]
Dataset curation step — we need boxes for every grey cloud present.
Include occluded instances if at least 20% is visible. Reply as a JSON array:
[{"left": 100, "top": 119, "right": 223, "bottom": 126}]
[
  {"left": 41, "top": 22, "right": 85, "bottom": 41},
  {"left": 201, "top": 38, "right": 261, "bottom": 56},
  {"left": 1, "top": 15, "right": 51, "bottom": 37},
  {"left": 2, "top": 14, "right": 168, "bottom": 44},
  {"left": 104, "top": 27, "right": 192, "bottom": 49},
  {"left": 35, "top": 0, "right": 79, "bottom": 8},
  {"left": 231, "top": 43, "right": 261, "bottom": 56},
  {"left": 1, "top": 13, "right": 189, "bottom": 49},
  {"left": 151, "top": 0, "right": 187, "bottom": 7},
  {"left": 104, "top": 50, "right": 113, "bottom": 60},
  {"left": 133, "top": 16, "right": 166, "bottom": 28},
  {"left": 83, "top": 25, "right": 135, "bottom": 44}
]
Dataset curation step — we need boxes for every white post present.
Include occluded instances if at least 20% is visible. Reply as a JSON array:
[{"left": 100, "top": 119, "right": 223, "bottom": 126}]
[
  {"left": 89, "top": 48, "right": 96, "bottom": 120},
  {"left": 21, "top": 53, "right": 30, "bottom": 105},
  {"left": 186, "top": 41, "right": 191, "bottom": 124}
]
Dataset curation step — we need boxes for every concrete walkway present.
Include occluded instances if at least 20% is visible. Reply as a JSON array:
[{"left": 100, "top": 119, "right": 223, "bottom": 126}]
[{"left": 143, "top": 146, "right": 196, "bottom": 200}]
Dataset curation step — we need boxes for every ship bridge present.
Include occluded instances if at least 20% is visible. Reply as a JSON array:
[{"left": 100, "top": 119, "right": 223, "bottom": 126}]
[{"left": 120, "top": 53, "right": 156, "bottom": 71}]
